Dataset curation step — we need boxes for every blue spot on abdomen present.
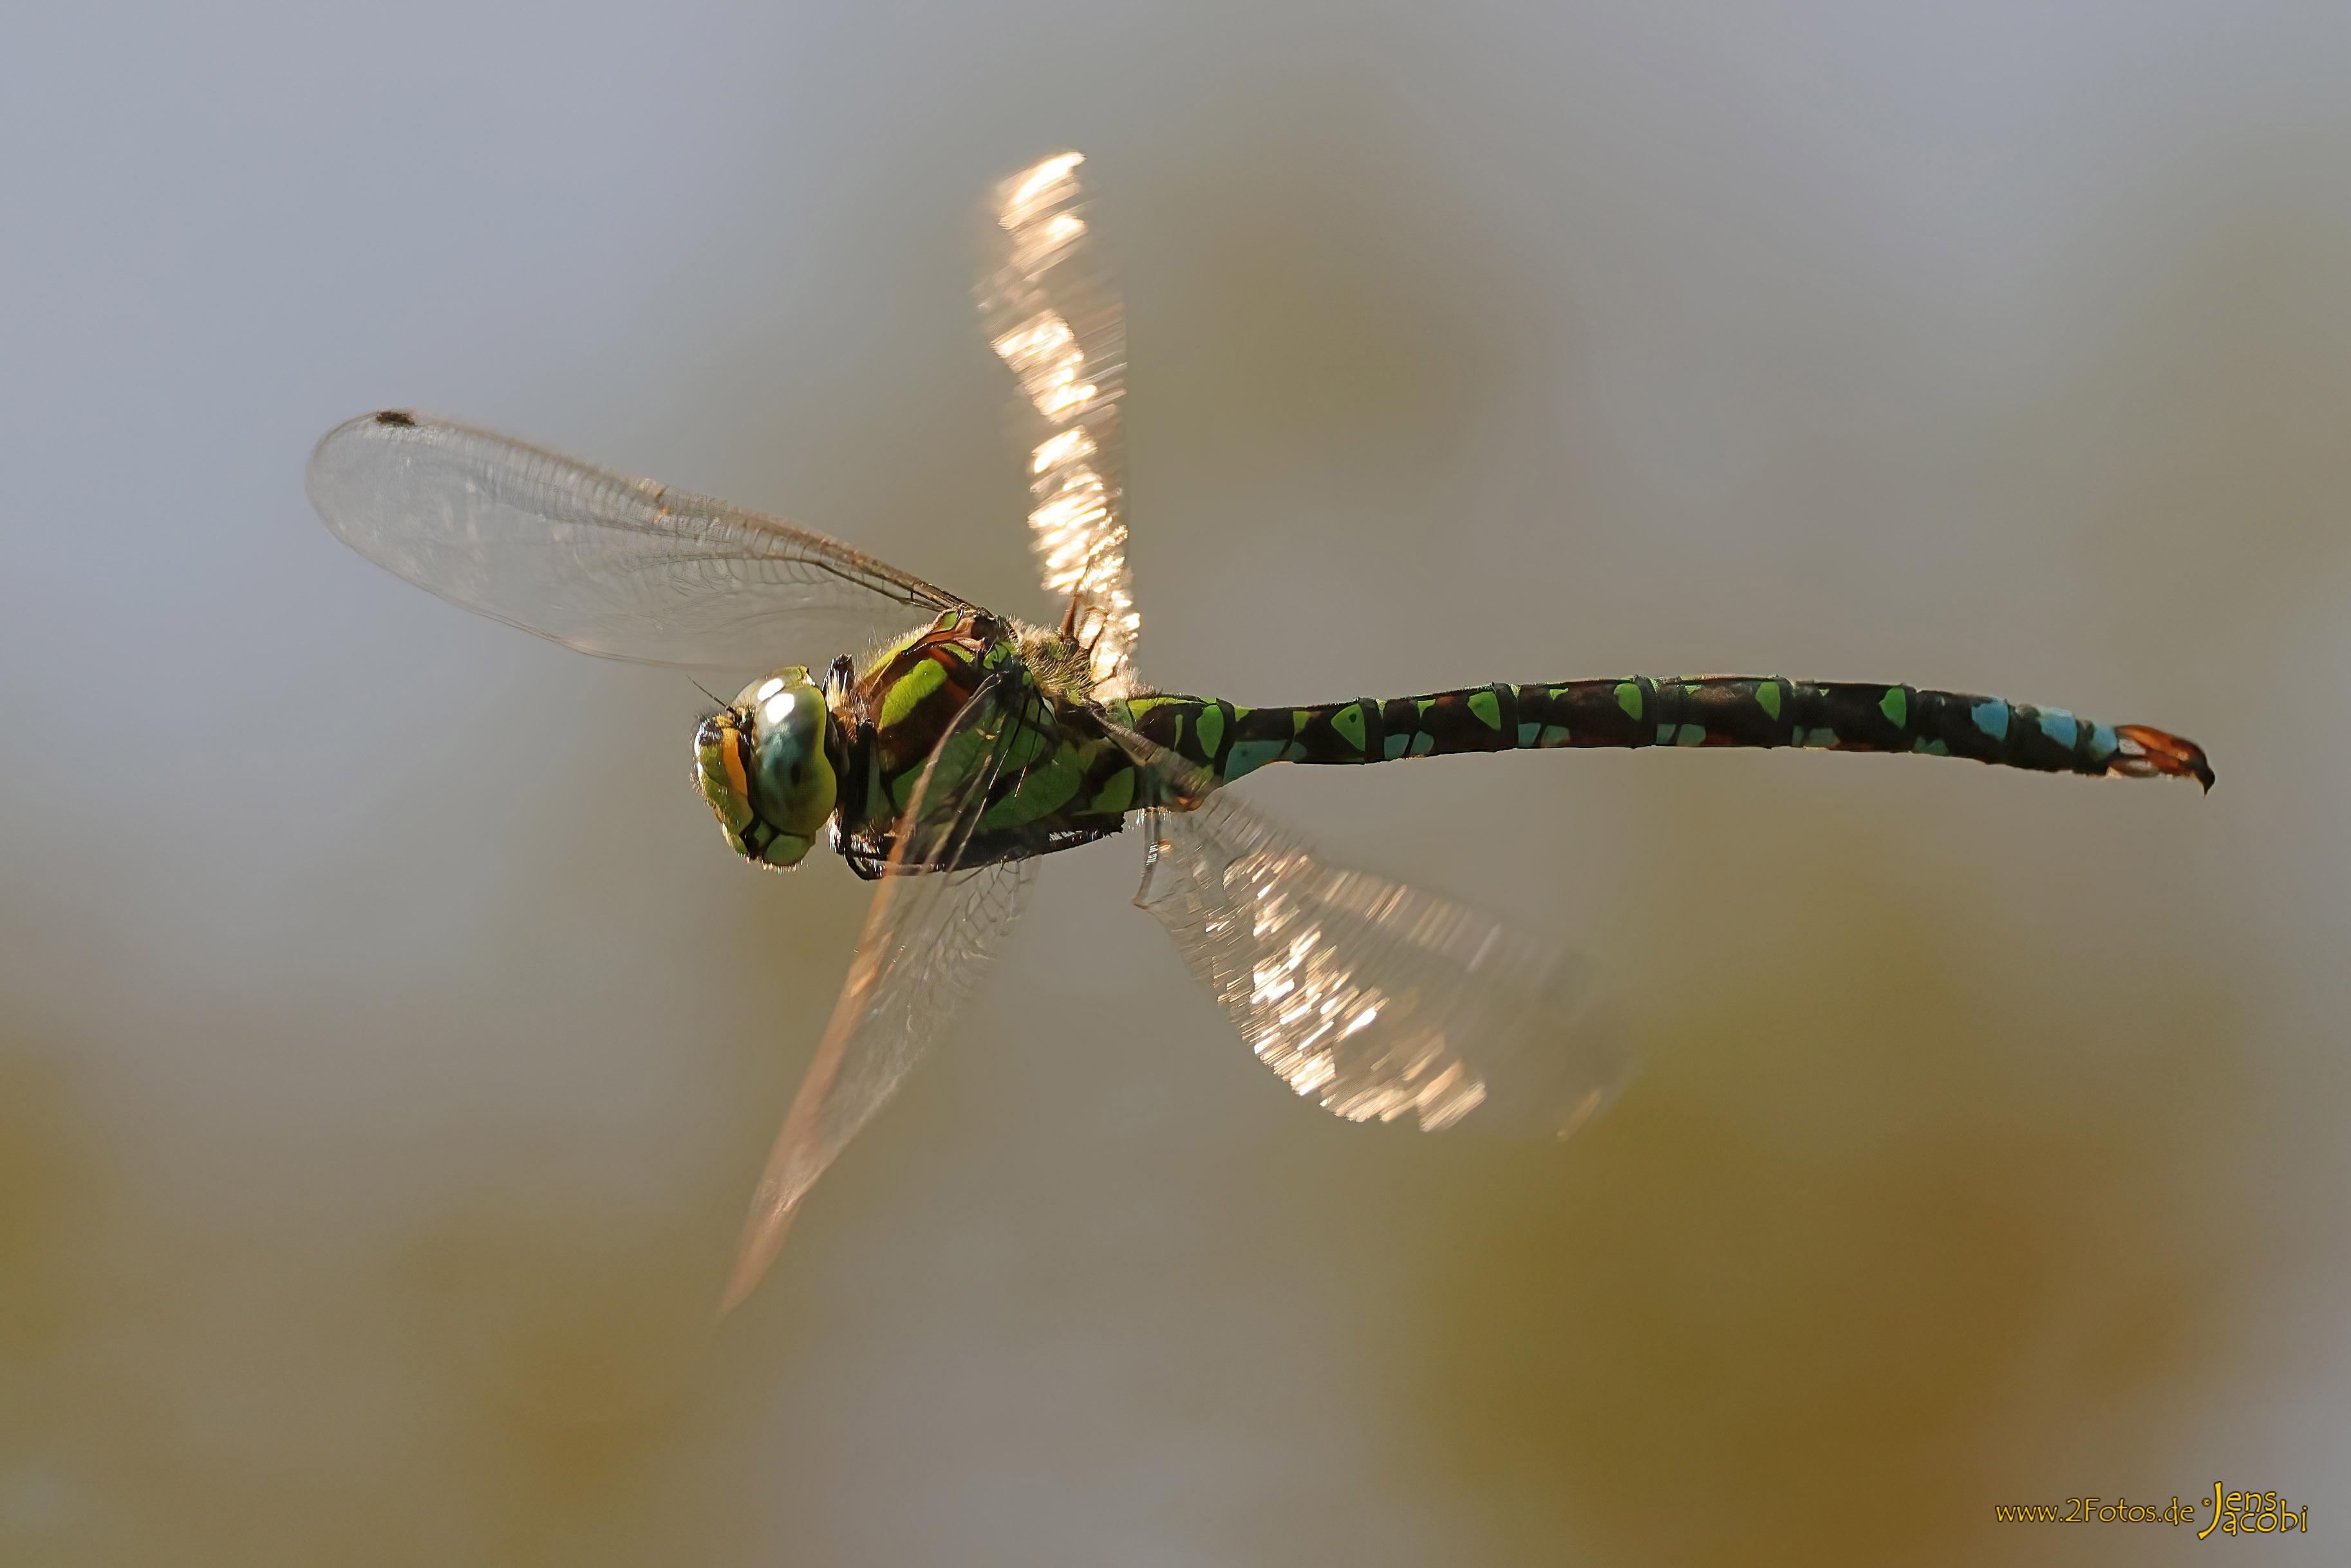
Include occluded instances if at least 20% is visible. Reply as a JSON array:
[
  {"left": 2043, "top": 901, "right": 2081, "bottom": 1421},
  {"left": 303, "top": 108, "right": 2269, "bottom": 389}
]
[
  {"left": 1224, "top": 739, "right": 1285, "bottom": 779},
  {"left": 1971, "top": 700, "right": 2010, "bottom": 741}
]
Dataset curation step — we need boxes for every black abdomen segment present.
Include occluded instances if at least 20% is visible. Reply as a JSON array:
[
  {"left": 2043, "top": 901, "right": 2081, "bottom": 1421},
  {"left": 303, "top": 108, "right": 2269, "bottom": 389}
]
[{"left": 1125, "top": 678, "right": 2212, "bottom": 790}]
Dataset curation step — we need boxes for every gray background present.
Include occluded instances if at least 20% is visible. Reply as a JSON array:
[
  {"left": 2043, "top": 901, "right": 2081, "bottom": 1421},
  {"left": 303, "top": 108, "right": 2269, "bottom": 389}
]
[{"left": 5, "top": 2, "right": 2343, "bottom": 1562}]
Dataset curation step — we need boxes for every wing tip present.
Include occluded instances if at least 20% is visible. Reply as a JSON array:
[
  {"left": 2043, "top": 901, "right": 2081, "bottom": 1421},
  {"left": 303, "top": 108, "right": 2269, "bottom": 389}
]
[
  {"left": 714, "top": 1200, "right": 800, "bottom": 1321},
  {"left": 308, "top": 409, "right": 437, "bottom": 548},
  {"left": 308, "top": 407, "right": 426, "bottom": 484}
]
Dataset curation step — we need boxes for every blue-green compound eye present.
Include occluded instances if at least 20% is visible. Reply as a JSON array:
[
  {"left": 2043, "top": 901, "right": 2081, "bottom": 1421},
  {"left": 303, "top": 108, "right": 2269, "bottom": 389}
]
[{"left": 693, "top": 667, "right": 837, "bottom": 868}]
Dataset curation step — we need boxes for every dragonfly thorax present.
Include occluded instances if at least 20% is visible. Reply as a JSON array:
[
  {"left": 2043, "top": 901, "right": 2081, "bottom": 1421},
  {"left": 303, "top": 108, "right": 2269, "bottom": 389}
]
[{"left": 694, "top": 667, "right": 839, "bottom": 869}]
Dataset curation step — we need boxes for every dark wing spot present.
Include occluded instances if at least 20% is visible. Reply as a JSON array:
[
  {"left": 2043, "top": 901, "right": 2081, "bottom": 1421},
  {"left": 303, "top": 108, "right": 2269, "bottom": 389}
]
[{"left": 373, "top": 409, "right": 418, "bottom": 427}]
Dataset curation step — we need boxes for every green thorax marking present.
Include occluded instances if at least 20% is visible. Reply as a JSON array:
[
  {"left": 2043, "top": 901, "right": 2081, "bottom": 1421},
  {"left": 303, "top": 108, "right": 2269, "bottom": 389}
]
[
  {"left": 836, "top": 610, "right": 1159, "bottom": 865},
  {"left": 879, "top": 655, "right": 947, "bottom": 727}
]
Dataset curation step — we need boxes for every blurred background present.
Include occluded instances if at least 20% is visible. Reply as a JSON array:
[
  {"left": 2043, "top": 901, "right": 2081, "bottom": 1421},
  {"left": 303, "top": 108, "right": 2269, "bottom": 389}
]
[{"left": 4, "top": 2, "right": 2344, "bottom": 1563}]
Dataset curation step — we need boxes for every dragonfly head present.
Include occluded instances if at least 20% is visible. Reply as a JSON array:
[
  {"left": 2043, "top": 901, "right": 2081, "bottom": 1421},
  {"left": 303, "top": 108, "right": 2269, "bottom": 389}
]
[{"left": 695, "top": 667, "right": 838, "bottom": 868}]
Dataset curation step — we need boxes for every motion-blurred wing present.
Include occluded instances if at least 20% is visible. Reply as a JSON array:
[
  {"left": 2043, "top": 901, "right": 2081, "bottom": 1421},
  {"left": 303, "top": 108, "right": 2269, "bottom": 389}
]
[
  {"left": 978, "top": 152, "right": 1139, "bottom": 699},
  {"left": 308, "top": 411, "right": 969, "bottom": 670},
  {"left": 1121, "top": 740, "right": 1625, "bottom": 1137},
  {"left": 717, "top": 676, "right": 1037, "bottom": 1314}
]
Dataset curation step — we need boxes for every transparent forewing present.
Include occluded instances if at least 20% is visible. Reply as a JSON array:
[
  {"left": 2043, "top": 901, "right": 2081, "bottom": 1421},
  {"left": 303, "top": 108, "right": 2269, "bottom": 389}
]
[
  {"left": 308, "top": 412, "right": 968, "bottom": 670},
  {"left": 1123, "top": 742, "right": 1625, "bottom": 1137},
  {"left": 978, "top": 153, "right": 1139, "bottom": 698},
  {"left": 717, "top": 678, "right": 1036, "bottom": 1314}
]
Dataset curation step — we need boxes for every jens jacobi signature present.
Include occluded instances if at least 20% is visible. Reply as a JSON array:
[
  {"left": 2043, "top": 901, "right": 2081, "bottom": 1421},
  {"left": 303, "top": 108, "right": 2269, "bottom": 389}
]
[{"left": 1992, "top": 1484, "right": 2310, "bottom": 1535}]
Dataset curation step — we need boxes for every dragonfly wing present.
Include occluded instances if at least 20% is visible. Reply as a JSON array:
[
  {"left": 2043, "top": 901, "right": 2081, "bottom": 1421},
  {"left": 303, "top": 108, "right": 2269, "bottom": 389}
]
[
  {"left": 308, "top": 411, "right": 969, "bottom": 670},
  {"left": 718, "top": 674, "right": 1038, "bottom": 1314},
  {"left": 979, "top": 152, "right": 1139, "bottom": 699},
  {"left": 1119, "top": 738, "right": 1625, "bottom": 1137}
]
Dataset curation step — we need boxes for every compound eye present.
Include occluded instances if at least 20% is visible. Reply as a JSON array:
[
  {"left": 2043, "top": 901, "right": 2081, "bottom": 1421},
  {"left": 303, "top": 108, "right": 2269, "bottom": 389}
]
[
  {"left": 740, "top": 668, "right": 838, "bottom": 849},
  {"left": 756, "top": 677, "right": 800, "bottom": 729}
]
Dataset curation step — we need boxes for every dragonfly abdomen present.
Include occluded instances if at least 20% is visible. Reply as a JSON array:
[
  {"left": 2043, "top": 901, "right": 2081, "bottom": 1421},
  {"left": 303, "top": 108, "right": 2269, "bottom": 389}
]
[{"left": 1125, "top": 678, "right": 2211, "bottom": 790}]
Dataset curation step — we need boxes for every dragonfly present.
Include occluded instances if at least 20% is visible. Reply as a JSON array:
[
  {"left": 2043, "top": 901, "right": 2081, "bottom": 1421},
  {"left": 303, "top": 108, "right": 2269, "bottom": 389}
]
[{"left": 308, "top": 153, "right": 2214, "bottom": 1314}]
